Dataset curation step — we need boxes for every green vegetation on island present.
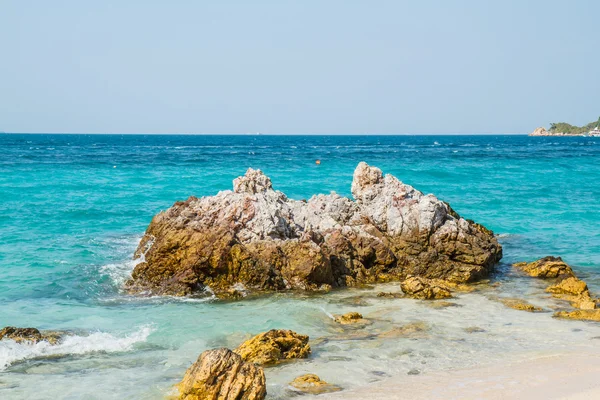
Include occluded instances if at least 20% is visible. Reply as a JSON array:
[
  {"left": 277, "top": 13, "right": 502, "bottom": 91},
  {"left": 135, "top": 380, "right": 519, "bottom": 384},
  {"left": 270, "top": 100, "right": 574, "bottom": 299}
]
[{"left": 549, "top": 117, "right": 600, "bottom": 135}]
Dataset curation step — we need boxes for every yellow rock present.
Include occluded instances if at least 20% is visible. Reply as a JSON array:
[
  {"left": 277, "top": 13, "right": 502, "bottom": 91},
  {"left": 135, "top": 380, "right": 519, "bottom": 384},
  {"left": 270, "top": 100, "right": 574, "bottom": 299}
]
[
  {"left": 546, "top": 277, "right": 588, "bottom": 296},
  {"left": 400, "top": 276, "right": 452, "bottom": 300},
  {"left": 235, "top": 329, "right": 310, "bottom": 366},
  {"left": 334, "top": 312, "right": 370, "bottom": 325},
  {"left": 0, "top": 326, "right": 63, "bottom": 345},
  {"left": 554, "top": 309, "right": 600, "bottom": 322},
  {"left": 500, "top": 298, "right": 543, "bottom": 312},
  {"left": 546, "top": 277, "right": 596, "bottom": 310},
  {"left": 289, "top": 374, "right": 342, "bottom": 395},
  {"left": 376, "top": 292, "right": 404, "bottom": 299},
  {"left": 177, "top": 348, "right": 266, "bottom": 400},
  {"left": 513, "top": 256, "right": 574, "bottom": 278}
]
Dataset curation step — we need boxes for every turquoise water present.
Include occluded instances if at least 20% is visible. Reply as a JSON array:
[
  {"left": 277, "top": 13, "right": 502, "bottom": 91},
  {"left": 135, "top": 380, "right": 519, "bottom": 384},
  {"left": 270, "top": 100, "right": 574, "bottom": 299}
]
[{"left": 1, "top": 134, "right": 600, "bottom": 399}]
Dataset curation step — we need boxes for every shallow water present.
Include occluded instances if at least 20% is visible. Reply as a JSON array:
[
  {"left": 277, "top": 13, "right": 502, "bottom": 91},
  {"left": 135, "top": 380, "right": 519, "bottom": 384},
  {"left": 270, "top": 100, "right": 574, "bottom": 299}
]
[{"left": 1, "top": 134, "right": 599, "bottom": 399}]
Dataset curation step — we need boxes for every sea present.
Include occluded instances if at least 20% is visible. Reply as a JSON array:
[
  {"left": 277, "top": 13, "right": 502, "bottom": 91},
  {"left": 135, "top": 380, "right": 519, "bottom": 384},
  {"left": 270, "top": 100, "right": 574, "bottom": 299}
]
[{"left": 1, "top": 134, "right": 599, "bottom": 399}]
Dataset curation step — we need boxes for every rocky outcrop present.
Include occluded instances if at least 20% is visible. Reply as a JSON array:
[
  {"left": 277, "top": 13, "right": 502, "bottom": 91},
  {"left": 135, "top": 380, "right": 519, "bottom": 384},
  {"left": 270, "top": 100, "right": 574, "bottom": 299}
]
[
  {"left": 234, "top": 329, "right": 310, "bottom": 366},
  {"left": 400, "top": 276, "right": 452, "bottom": 300},
  {"left": 177, "top": 348, "right": 266, "bottom": 400},
  {"left": 125, "top": 162, "right": 502, "bottom": 298},
  {"left": 529, "top": 127, "right": 552, "bottom": 136},
  {"left": 513, "top": 257, "right": 574, "bottom": 279},
  {"left": 289, "top": 374, "right": 342, "bottom": 395},
  {"left": 0, "top": 326, "right": 63, "bottom": 345}
]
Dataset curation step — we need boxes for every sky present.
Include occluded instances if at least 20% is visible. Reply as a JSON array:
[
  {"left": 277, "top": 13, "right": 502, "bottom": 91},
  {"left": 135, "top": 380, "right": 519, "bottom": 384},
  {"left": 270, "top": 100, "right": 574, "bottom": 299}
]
[{"left": 1, "top": 0, "right": 599, "bottom": 134}]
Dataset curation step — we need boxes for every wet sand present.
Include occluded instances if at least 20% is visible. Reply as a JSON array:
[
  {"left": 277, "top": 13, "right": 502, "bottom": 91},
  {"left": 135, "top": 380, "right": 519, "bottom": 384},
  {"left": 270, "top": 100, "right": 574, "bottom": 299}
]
[{"left": 321, "top": 349, "right": 600, "bottom": 400}]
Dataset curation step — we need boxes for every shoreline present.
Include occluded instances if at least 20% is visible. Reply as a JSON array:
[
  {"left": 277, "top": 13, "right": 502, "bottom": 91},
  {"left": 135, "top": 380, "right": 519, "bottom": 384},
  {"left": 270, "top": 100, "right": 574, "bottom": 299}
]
[{"left": 320, "top": 348, "right": 600, "bottom": 400}]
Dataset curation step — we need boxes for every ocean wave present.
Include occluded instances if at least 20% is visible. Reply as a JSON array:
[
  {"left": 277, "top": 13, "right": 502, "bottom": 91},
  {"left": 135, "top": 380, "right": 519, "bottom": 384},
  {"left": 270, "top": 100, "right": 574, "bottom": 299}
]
[
  {"left": 99, "top": 258, "right": 140, "bottom": 286},
  {"left": 97, "top": 235, "right": 145, "bottom": 287},
  {"left": 0, "top": 326, "right": 153, "bottom": 371}
]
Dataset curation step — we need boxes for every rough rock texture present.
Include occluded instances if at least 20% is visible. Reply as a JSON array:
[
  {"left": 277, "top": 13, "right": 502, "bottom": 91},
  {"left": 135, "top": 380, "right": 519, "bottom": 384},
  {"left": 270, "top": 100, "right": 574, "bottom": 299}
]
[
  {"left": 177, "top": 348, "right": 266, "bottom": 400},
  {"left": 400, "top": 276, "right": 452, "bottom": 300},
  {"left": 125, "top": 162, "right": 502, "bottom": 298},
  {"left": 234, "top": 329, "right": 310, "bottom": 366},
  {"left": 554, "top": 310, "right": 600, "bottom": 322},
  {"left": 0, "top": 326, "right": 63, "bottom": 345},
  {"left": 334, "top": 312, "right": 370, "bottom": 325},
  {"left": 547, "top": 277, "right": 596, "bottom": 310},
  {"left": 289, "top": 374, "right": 342, "bottom": 395},
  {"left": 513, "top": 256, "right": 574, "bottom": 279},
  {"left": 546, "top": 277, "right": 588, "bottom": 296}
]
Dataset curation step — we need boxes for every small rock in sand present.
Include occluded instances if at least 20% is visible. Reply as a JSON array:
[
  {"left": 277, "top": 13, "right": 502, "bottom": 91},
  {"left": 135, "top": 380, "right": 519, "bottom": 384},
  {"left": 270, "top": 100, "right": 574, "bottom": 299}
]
[{"left": 289, "top": 374, "right": 342, "bottom": 395}]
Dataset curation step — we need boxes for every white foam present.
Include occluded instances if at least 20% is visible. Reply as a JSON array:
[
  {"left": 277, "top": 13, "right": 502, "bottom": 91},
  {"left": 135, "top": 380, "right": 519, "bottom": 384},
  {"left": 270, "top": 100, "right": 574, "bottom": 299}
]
[
  {"left": 99, "top": 235, "right": 149, "bottom": 287},
  {"left": 0, "top": 326, "right": 153, "bottom": 371},
  {"left": 99, "top": 258, "right": 141, "bottom": 286}
]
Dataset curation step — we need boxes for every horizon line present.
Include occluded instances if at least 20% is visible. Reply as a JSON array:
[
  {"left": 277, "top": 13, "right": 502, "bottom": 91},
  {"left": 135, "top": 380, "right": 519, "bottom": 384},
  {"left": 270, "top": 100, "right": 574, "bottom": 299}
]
[{"left": 0, "top": 132, "right": 530, "bottom": 136}]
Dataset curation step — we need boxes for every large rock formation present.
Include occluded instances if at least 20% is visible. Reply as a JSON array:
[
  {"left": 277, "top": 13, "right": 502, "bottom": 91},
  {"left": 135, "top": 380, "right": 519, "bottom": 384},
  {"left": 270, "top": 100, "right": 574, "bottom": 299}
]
[
  {"left": 177, "top": 348, "right": 266, "bottom": 400},
  {"left": 125, "top": 163, "right": 502, "bottom": 298}
]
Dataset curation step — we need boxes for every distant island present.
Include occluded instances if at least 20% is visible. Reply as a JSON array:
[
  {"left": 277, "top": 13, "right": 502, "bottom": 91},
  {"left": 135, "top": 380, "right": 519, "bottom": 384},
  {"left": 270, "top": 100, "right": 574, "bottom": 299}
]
[{"left": 530, "top": 116, "right": 600, "bottom": 136}]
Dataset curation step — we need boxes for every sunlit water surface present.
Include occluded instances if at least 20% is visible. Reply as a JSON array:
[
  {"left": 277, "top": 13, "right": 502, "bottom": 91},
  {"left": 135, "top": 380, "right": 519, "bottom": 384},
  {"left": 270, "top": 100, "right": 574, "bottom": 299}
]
[{"left": 1, "top": 134, "right": 599, "bottom": 399}]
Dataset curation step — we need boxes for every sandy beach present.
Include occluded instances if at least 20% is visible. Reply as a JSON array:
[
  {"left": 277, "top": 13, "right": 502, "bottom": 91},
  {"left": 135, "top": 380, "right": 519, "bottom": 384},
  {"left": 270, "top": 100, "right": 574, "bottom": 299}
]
[{"left": 321, "top": 349, "right": 600, "bottom": 400}]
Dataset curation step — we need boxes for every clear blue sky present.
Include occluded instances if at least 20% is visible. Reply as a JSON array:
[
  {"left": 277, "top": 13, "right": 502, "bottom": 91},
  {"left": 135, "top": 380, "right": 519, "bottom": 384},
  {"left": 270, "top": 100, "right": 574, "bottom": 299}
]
[{"left": 1, "top": 0, "right": 598, "bottom": 134}]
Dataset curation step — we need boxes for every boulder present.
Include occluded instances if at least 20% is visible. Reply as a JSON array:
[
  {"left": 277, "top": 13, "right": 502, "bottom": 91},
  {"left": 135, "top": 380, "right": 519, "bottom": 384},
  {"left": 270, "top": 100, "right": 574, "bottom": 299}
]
[
  {"left": 125, "top": 163, "right": 502, "bottom": 298},
  {"left": 0, "top": 326, "right": 63, "bottom": 345},
  {"left": 400, "top": 276, "right": 452, "bottom": 300},
  {"left": 289, "top": 374, "right": 342, "bottom": 395},
  {"left": 234, "top": 329, "right": 310, "bottom": 366},
  {"left": 513, "top": 256, "right": 574, "bottom": 279},
  {"left": 177, "top": 348, "right": 266, "bottom": 400}
]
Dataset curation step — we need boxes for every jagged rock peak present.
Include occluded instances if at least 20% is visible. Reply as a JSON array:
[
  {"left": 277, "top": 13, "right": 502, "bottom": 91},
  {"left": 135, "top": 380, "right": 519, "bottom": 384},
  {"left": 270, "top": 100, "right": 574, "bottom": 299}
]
[
  {"left": 126, "top": 162, "right": 502, "bottom": 298},
  {"left": 233, "top": 168, "right": 273, "bottom": 194}
]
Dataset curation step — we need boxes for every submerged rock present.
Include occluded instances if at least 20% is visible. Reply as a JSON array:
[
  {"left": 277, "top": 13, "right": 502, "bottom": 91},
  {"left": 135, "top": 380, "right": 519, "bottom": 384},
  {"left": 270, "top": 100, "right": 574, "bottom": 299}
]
[
  {"left": 334, "top": 312, "right": 370, "bottom": 325},
  {"left": 234, "top": 329, "right": 310, "bottom": 366},
  {"left": 0, "top": 327, "right": 63, "bottom": 345},
  {"left": 177, "top": 348, "right": 266, "bottom": 400},
  {"left": 125, "top": 163, "right": 501, "bottom": 298},
  {"left": 376, "top": 291, "right": 404, "bottom": 299},
  {"left": 464, "top": 326, "right": 486, "bottom": 333},
  {"left": 400, "top": 276, "right": 452, "bottom": 300},
  {"left": 289, "top": 374, "right": 342, "bottom": 395},
  {"left": 377, "top": 321, "right": 430, "bottom": 339},
  {"left": 513, "top": 256, "right": 574, "bottom": 279},
  {"left": 499, "top": 298, "right": 543, "bottom": 312}
]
